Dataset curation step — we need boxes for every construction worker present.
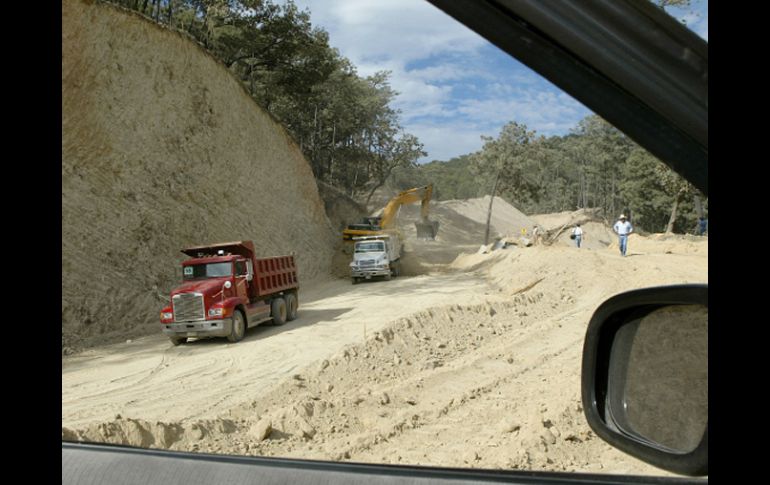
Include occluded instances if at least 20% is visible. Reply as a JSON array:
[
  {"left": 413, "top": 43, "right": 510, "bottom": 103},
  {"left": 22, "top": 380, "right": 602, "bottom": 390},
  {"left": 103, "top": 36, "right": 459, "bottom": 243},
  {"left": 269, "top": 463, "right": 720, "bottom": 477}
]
[
  {"left": 533, "top": 225, "right": 544, "bottom": 245},
  {"left": 572, "top": 224, "right": 584, "bottom": 248},
  {"left": 613, "top": 214, "right": 633, "bottom": 256}
]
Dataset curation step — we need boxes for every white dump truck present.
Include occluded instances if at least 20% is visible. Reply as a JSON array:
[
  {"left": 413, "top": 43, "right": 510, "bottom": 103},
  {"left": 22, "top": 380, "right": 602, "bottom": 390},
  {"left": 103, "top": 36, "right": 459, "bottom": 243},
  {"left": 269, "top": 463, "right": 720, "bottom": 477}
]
[{"left": 350, "top": 235, "right": 402, "bottom": 284}]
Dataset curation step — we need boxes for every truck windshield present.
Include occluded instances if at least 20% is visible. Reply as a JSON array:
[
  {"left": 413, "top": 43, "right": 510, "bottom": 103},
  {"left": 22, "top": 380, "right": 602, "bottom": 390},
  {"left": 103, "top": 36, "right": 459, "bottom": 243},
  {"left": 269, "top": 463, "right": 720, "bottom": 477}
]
[
  {"left": 355, "top": 242, "right": 385, "bottom": 253},
  {"left": 182, "top": 262, "right": 232, "bottom": 280}
]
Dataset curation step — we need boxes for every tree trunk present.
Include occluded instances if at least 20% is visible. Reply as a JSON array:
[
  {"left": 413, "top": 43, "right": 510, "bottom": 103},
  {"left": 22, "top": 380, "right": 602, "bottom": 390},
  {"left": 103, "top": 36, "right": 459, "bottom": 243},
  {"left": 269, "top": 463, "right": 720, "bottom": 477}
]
[
  {"left": 665, "top": 188, "right": 686, "bottom": 234},
  {"left": 693, "top": 194, "right": 704, "bottom": 218},
  {"left": 484, "top": 171, "right": 501, "bottom": 245},
  {"left": 167, "top": 0, "right": 174, "bottom": 25},
  {"left": 328, "top": 123, "right": 336, "bottom": 183},
  {"left": 311, "top": 105, "right": 318, "bottom": 170},
  {"left": 364, "top": 162, "right": 398, "bottom": 209}
]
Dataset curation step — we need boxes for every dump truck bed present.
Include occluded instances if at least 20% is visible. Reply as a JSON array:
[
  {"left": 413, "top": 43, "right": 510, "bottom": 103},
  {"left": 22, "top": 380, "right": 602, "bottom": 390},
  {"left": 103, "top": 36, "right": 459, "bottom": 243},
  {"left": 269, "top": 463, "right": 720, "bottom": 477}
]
[
  {"left": 252, "top": 255, "right": 298, "bottom": 297},
  {"left": 182, "top": 241, "right": 298, "bottom": 299}
]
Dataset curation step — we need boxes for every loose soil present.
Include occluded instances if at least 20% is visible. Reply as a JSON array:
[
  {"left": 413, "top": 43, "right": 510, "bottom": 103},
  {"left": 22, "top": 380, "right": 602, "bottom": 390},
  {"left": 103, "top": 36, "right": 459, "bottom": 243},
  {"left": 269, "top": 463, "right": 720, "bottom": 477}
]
[
  {"left": 63, "top": 202, "right": 707, "bottom": 476},
  {"left": 62, "top": 1, "right": 708, "bottom": 477}
]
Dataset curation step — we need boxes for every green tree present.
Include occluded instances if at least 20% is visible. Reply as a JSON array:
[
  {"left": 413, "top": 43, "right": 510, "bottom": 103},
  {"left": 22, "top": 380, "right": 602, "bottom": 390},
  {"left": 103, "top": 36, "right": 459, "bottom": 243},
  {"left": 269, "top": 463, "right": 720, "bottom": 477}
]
[
  {"left": 105, "top": 0, "right": 425, "bottom": 202},
  {"left": 473, "top": 122, "right": 541, "bottom": 210},
  {"left": 566, "top": 115, "right": 633, "bottom": 217}
]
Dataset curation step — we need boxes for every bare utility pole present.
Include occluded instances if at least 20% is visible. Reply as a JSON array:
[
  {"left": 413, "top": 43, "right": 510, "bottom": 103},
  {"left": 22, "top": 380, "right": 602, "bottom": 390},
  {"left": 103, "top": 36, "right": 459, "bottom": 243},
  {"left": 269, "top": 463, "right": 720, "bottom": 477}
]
[{"left": 484, "top": 171, "right": 501, "bottom": 246}]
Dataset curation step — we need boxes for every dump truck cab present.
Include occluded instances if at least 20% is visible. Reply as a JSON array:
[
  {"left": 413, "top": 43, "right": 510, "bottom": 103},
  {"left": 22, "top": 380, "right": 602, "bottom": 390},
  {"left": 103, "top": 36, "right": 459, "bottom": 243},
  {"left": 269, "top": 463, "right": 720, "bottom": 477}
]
[{"left": 350, "top": 235, "right": 401, "bottom": 284}]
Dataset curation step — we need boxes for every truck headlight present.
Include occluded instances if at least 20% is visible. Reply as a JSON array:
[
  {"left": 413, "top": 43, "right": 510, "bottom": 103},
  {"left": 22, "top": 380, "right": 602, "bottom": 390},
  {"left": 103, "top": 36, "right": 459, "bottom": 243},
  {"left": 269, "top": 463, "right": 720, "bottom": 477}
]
[
  {"left": 161, "top": 312, "right": 173, "bottom": 320},
  {"left": 208, "top": 308, "right": 224, "bottom": 318}
]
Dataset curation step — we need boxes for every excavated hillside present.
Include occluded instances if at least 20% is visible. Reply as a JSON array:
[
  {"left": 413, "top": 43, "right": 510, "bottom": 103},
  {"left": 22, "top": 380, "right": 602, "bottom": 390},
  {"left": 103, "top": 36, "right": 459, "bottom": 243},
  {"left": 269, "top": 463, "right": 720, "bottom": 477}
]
[{"left": 62, "top": 0, "right": 337, "bottom": 352}]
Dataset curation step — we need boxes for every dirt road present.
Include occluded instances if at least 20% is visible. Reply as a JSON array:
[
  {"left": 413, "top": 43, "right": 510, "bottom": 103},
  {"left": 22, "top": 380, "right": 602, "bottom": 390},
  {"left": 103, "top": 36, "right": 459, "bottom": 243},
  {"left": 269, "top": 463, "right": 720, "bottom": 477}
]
[
  {"left": 62, "top": 270, "right": 493, "bottom": 429},
  {"left": 62, "top": 234, "right": 706, "bottom": 476}
]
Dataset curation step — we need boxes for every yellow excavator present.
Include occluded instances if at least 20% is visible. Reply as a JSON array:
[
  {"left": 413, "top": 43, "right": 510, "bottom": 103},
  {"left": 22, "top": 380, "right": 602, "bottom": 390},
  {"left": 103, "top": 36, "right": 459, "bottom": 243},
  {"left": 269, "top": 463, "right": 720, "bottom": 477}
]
[{"left": 342, "top": 185, "right": 439, "bottom": 241}]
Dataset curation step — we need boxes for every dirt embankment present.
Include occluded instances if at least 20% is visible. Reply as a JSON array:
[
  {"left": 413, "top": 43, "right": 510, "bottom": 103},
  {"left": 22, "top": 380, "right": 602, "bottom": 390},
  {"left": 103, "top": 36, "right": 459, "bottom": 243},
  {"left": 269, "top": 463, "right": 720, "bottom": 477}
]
[
  {"left": 63, "top": 235, "right": 707, "bottom": 476},
  {"left": 317, "top": 181, "right": 368, "bottom": 234},
  {"left": 62, "top": 0, "right": 337, "bottom": 352},
  {"left": 63, "top": 193, "right": 707, "bottom": 476}
]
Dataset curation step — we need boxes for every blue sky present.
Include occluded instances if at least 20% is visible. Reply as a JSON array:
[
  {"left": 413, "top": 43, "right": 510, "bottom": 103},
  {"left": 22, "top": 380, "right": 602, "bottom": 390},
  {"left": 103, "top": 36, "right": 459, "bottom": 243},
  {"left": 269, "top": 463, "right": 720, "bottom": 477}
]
[{"left": 291, "top": 0, "right": 708, "bottom": 163}]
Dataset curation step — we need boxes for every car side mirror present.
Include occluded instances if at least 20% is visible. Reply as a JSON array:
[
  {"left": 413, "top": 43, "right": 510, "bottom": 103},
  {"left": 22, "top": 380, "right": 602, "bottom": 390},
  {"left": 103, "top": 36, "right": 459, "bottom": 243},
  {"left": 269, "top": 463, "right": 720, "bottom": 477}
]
[{"left": 581, "top": 284, "right": 707, "bottom": 476}]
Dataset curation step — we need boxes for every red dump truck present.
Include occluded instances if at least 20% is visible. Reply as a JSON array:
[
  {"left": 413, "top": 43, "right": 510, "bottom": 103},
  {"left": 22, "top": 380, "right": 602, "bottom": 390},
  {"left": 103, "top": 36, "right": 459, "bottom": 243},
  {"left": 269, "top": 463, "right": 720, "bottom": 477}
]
[{"left": 159, "top": 241, "right": 299, "bottom": 345}]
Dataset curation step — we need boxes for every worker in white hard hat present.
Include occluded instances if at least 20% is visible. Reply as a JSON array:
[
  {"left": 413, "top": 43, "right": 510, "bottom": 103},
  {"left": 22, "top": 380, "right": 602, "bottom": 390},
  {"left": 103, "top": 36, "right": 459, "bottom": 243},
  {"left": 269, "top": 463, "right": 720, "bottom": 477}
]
[{"left": 613, "top": 214, "right": 634, "bottom": 256}]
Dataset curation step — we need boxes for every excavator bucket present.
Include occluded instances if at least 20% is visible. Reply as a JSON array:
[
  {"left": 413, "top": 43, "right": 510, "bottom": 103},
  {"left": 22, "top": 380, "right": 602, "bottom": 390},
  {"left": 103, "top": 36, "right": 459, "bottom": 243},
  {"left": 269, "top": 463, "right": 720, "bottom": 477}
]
[{"left": 415, "top": 220, "right": 439, "bottom": 239}]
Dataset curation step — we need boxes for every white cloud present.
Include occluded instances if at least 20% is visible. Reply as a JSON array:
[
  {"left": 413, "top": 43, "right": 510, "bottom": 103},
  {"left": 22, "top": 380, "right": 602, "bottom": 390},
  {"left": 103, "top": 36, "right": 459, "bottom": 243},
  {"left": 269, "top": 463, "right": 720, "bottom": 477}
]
[
  {"left": 295, "top": 0, "right": 485, "bottom": 70},
  {"left": 405, "top": 64, "right": 478, "bottom": 83},
  {"left": 405, "top": 121, "right": 487, "bottom": 162},
  {"left": 292, "top": 0, "right": 592, "bottom": 162},
  {"left": 456, "top": 91, "right": 586, "bottom": 135}
]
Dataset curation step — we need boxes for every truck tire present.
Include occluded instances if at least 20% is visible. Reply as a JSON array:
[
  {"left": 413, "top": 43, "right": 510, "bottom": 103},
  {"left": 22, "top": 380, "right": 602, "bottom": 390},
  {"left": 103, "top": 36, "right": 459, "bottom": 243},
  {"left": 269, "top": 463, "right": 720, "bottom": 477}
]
[
  {"left": 227, "top": 310, "right": 246, "bottom": 342},
  {"left": 169, "top": 337, "right": 186, "bottom": 346},
  {"left": 286, "top": 293, "right": 298, "bottom": 321},
  {"left": 384, "top": 272, "right": 392, "bottom": 281},
  {"left": 271, "top": 298, "right": 287, "bottom": 325},
  {"left": 352, "top": 277, "right": 359, "bottom": 285}
]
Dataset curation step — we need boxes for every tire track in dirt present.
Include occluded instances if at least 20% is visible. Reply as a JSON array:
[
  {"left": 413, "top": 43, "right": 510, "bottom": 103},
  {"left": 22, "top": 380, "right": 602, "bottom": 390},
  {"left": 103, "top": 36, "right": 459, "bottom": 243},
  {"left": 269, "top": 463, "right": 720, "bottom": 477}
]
[
  {"left": 62, "top": 225, "right": 706, "bottom": 476},
  {"left": 62, "top": 272, "right": 494, "bottom": 429}
]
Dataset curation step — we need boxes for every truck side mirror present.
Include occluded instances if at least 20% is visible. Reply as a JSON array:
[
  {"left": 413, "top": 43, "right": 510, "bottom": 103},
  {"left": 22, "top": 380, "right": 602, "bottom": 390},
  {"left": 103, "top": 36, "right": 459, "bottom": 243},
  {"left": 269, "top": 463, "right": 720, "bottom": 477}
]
[
  {"left": 246, "top": 274, "right": 253, "bottom": 282},
  {"left": 581, "top": 284, "right": 707, "bottom": 476}
]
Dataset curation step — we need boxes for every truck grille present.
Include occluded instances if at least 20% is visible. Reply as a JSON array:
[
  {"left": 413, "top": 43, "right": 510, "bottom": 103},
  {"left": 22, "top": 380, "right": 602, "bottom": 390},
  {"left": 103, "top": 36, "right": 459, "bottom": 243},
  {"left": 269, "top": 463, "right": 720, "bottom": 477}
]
[
  {"left": 172, "top": 293, "right": 205, "bottom": 321},
  {"left": 359, "top": 259, "right": 375, "bottom": 267}
]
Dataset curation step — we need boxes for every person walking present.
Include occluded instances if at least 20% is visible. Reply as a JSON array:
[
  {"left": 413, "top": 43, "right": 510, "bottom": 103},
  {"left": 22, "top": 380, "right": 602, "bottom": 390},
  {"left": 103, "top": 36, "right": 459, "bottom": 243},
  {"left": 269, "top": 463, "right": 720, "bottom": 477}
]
[
  {"left": 696, "top": 217, "right": 708, "bottom": 236},
  {"left": 571, "top": 224, "right": 584, "bottom": 248},
  {"left": 613, "top": 214, "right": 633, "bottom": 256},
  {"left": 532, "top": 225, "right": 543, "bottom": 245}
]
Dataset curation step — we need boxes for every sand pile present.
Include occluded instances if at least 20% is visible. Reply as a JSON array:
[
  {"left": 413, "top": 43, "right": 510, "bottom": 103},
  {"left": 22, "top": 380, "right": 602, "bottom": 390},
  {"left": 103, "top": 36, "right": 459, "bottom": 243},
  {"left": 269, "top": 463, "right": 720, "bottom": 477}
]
[
  {"left": 64, "top": 239, "right": 707, "bottom": 476},
  {"left": 439, "top": 196, "right": 537, "bottom": 239}
]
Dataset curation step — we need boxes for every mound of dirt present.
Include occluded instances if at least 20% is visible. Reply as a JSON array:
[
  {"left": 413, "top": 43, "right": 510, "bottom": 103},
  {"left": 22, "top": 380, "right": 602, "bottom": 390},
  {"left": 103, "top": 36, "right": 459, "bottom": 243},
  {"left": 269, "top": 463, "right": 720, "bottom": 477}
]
[
  {"left": 439, "top": 196, "right": 537, "bottom": 239},
  {"left": 62, "top": 0, "right": 336, "bottom": 352},
  {"left": 65, "top": 240, "right": 706, "bottom": 476}
]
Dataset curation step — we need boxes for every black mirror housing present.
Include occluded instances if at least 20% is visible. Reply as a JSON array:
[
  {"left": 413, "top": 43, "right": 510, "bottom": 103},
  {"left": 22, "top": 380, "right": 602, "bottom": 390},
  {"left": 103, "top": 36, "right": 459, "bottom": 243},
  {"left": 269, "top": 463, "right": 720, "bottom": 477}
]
[{"left": 582, "top": 285, "right": 708, "bottom": 476}]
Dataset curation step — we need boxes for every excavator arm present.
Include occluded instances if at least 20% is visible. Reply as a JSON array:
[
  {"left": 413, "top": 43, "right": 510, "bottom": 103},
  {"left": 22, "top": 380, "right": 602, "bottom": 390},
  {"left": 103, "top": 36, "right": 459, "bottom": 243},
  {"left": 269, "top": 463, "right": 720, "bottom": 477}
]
[
  {"left": 379, "top": 185, "right": 433, "bottom": 229},
  {"left": 343, "top": 185, "right": 439, "bottom": 241}
]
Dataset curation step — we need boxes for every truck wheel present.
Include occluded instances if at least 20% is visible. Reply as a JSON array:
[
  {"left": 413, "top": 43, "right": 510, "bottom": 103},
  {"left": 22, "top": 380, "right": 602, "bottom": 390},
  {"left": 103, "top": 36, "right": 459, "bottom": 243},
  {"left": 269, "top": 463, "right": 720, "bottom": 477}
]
[
  {"left": 271, "top": 298, "right": 287, "bottom": 325},
  {"left": 384, "top": 272, "right": 392, "bottom": 281},
  {"left": 352, "top": 277, "right": 359, "bottom": 285},
  {"left": 227, "top": 310, "right": 246, "bottom": 342},
  {"left": 286, "top": 293, "right": 298, "bottom": 321},
  {"left": 169, "top": 337, "right": 186, "bottom": 346}
]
